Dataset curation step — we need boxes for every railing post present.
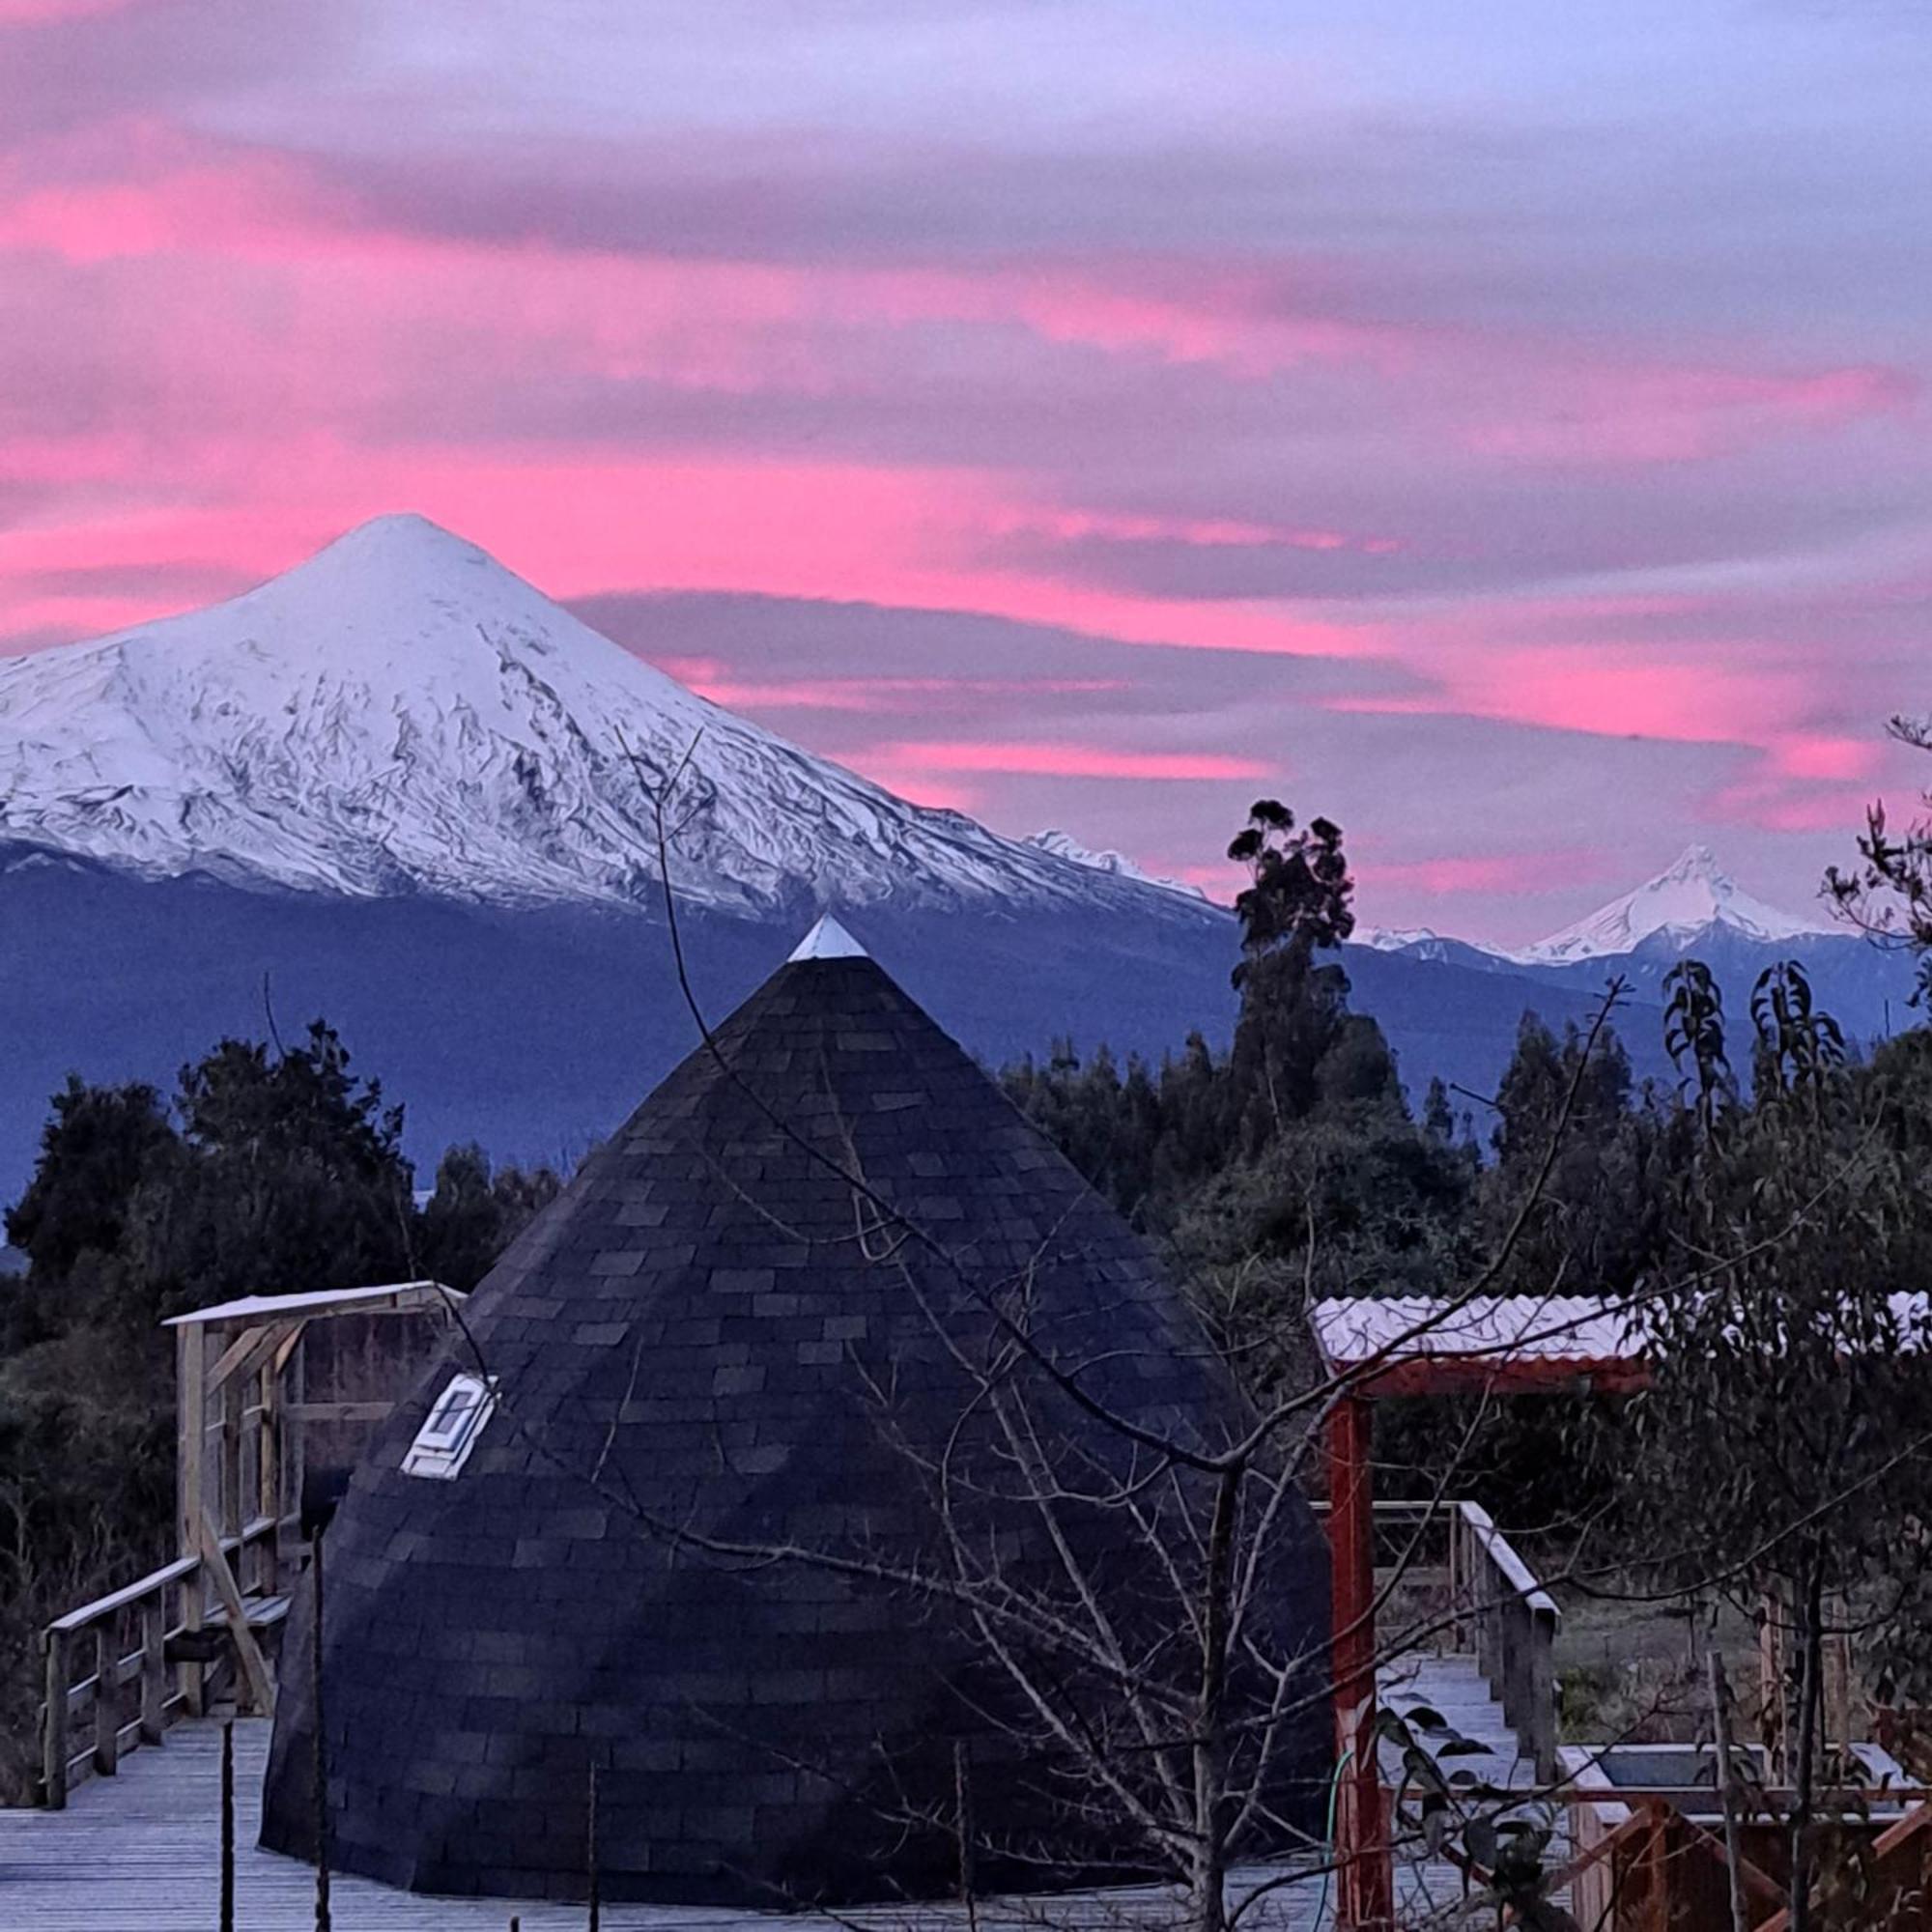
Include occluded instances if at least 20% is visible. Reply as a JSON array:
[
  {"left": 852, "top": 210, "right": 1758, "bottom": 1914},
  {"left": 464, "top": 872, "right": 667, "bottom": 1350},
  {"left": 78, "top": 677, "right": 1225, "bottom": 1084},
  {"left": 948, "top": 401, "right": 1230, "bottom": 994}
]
[
  {"left": 140, "top": 1596, "right": 167, "bottom": 1745},
  {"left": 258, "top": 1358, "right": 281, "bottom": 1596},
  {"left": 1528, "top": 1608, "right": 1558, "bottom": 1784},
  {"left": 93, "top": 1622, "right": 119, "bottom": 1776},
  {"left": 178, "top": 1320, "right": 208, "bottom": 1718},
  {"left": 42, "top": 1627, "right": 68, "bottom": 1809}
]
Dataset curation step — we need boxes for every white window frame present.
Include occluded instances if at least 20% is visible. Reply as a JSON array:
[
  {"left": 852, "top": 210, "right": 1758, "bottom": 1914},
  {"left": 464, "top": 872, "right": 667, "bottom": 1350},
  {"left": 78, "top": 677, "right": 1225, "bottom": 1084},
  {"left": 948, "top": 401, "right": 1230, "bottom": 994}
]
[{"left": 402, "top": 1372, "right": 497, "bottom": 1479}]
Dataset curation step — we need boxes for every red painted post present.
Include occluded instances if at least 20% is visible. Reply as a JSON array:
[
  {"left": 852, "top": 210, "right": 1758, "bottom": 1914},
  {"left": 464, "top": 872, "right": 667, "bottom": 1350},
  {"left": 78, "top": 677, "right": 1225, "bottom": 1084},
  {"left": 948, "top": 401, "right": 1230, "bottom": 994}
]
[{"left": 1327, "top": 1394, "right": 1394, "bottom": 1930}]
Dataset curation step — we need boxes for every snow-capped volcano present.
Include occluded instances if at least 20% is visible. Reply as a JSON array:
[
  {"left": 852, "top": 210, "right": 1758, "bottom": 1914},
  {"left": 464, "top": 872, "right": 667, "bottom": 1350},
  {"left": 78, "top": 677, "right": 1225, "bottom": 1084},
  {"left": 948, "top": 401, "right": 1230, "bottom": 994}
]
[
  {"left": 1510, "top": 844, "right": 1835, "bottom": 965},
  {"left": 0, "top": 515, "right": 1214, "bottom": 923}
]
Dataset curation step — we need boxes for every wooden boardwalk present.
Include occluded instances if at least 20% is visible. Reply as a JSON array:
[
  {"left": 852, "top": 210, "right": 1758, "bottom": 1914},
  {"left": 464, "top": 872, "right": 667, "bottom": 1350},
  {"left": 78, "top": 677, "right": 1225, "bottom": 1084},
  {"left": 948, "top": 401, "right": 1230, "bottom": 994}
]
[
  {"left": 0, "top": 1699, "right": 1540, "bottom": 1931},
  {"left": 0, "top": 1720, "right": 1345, "bottom": 1932}
]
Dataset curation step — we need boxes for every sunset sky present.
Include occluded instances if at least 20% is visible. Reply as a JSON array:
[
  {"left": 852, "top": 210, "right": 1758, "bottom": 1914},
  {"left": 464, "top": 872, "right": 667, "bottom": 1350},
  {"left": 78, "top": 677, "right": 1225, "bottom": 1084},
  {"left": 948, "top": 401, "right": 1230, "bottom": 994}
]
[{"left": 3, "top": 0, "right": 1929, "bottom": 942}]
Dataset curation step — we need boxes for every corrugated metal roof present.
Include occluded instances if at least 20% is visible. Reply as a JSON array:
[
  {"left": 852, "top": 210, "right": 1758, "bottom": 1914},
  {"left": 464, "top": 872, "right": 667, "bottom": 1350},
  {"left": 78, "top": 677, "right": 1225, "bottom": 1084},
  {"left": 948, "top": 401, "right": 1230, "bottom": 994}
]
[
  {"left": 1313, "top": 1291, "right": 1932, "bottom": 1373},
  {"left": 1311, "top": 1294, "right": 1642, "bottom": 1370}
]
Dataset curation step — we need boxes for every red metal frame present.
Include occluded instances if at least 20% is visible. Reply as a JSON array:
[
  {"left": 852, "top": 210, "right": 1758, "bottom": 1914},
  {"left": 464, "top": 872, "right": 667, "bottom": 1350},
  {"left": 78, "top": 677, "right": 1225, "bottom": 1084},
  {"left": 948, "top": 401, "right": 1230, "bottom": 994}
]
[
  {"left": 1326, "top": 1393, "right": 1393, "bottom": 1928},
  {"left": 1321, "top": 1346, "right": 1650, "bottom": 1929}
]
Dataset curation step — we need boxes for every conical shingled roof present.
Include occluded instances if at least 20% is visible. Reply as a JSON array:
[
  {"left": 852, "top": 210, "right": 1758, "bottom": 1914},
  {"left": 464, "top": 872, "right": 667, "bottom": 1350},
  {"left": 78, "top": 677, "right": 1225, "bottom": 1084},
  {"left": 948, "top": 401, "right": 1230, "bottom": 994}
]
[{"left": 262, "top": 941, "right": 1329, "bottom": 1905}]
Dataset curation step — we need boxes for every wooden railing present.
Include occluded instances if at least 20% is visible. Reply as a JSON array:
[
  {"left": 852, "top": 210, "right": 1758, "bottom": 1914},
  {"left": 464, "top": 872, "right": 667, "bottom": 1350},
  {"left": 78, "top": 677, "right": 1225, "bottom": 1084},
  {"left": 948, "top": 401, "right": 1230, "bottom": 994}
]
[
  {"left": 1448, "top": 1499, "right": 1561, "bottom": 1781},
  {"left": 1321, "top": 1495, "right": 1562, "bottom": 1782},
  {"left": 39, "top": 1513, "right": 292, "bottom": 1809}
]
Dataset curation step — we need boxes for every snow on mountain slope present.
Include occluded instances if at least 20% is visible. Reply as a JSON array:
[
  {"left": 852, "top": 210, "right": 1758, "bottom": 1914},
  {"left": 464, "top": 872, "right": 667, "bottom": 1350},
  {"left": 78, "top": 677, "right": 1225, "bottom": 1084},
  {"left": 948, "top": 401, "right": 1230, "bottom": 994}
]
[
  {"left": 0, "top": 515, "right": 1217, "bottom": 924},
  {"left": 1354, "top": 924, "right": 1444, "bottom": 952},
  {"left": 1510, "top": 844, "right": 1835, "bottom": 965},
  {"left": 1022, "top": 829, "right": 1207, "bottom": 902}
]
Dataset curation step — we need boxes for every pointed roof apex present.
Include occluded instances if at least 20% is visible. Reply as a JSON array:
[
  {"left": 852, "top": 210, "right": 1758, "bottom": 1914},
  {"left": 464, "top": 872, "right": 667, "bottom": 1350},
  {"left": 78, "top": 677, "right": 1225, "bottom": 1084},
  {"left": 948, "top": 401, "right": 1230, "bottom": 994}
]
[{"left": 788, "top": 913, "right": 867, "bottom": 962}]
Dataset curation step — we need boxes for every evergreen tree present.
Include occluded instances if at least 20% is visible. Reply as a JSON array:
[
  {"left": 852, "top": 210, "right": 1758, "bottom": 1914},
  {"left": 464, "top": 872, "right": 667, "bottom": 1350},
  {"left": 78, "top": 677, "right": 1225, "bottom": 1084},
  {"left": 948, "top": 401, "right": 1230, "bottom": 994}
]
[
  {"left": 1478, "top": 1010, "right": 1677, "bottom": 1298},
  {"left": 5, "top": 1078, "right": 175, "bottom": 1340},
  {"left": 417, "top": 1142, "right": 563, "bottom": 1292},
  {"left": 1422, "top": 1075, "right": 1456, "bottom": 1144}
]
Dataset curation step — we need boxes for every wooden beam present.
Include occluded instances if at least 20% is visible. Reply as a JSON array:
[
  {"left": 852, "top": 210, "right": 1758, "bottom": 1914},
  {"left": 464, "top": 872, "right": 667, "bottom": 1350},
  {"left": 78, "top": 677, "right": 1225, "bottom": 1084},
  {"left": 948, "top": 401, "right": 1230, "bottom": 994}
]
[
  {"left": 176, "top": 1323, "right": 206, "bottom": 1564},
  {"left": 270, "top": 1323, "right": 306, "bottom": 1377},
  {"left": 220, "top": 1374, "right": 243, "bottom": 1547},
  {"left": 257, "top": 1360, "right": 280, "bottom": 1596},
  {"left": 196, "top": 1514, "right": 274, "bottom": 1718},
  {"left": 91, "top": 1626, "right": 117, "bottom": 1776},
  {"left": 205, "top": 1323, "right": 276, "bottom": 1398},
  {"left": 138, "top": 1599, "right": 166, "bottom": 1746},
  {"left": 284, "top": 1400, "right": 391, "bottom": 1424},
  {"left": 42, "top": 1627, "right": 68, "bottom": 1809},
  {"left": 176, "top": 1321, "right": 206, "bottom": 1718}
]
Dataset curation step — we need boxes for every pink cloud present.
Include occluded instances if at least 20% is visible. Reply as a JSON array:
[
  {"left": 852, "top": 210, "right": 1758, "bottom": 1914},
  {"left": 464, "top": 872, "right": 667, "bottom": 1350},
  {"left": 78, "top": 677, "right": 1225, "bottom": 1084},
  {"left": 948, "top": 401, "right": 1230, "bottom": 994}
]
[
  {"left": 1463, "top": 362, "right": 1915, "bottom": 467},
  {"left": 985, "top": 503, "right": 1403, "bottom": 554},
  {"left": 659, "top": 664, "right": 1128, "bottom": 713},
  {"left": 0, "top": 0, "right": 130, "bottom": 18},
  {"left": 1767, "top": 733, "right": 1880, "bottom": 783},
  {"left": 866, "top": 740, "right": 1273, "bottom": 781},
  {"left": 1357, "top": 848, "right": 1612, "bottom": 899},
  {"left": 1334, "top": 643, "right": 1816, "bottom": 750}
]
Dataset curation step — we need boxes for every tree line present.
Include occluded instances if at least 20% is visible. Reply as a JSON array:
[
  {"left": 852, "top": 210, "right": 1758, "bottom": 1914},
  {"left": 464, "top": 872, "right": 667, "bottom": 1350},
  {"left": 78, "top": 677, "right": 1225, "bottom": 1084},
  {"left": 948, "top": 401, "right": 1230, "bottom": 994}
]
[{"left": 0, "top": 1021, "right": 559, "bottom": 1795}]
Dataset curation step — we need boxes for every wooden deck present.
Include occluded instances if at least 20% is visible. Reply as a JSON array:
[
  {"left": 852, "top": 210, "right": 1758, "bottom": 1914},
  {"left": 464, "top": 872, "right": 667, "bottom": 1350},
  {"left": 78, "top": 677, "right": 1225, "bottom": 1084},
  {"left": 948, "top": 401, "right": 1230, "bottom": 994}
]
[{"left": 0, "top": 1716, "right": 1515, "bottom": 1932}]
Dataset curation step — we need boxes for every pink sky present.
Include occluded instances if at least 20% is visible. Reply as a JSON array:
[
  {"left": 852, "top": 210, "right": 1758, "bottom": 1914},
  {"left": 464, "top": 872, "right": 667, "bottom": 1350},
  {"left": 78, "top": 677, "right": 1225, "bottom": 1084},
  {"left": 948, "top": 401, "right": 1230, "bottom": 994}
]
[{"left": 2, "top": 1, "right": 1929, "bottom": 943}]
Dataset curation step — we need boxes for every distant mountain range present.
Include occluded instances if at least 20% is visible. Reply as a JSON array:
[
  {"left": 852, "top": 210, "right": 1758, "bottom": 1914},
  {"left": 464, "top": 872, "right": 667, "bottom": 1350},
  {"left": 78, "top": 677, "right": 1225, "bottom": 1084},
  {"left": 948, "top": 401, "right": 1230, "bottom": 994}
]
[
  {"left": 0, "top": 517, "right": 1912, "bottom": 1197},
  {"left": 1359, "top": 841, "right": 1914, "bottom": 1062},
  {"left": 1360, "top": 841, "right": 1838, "bottom": 967}
]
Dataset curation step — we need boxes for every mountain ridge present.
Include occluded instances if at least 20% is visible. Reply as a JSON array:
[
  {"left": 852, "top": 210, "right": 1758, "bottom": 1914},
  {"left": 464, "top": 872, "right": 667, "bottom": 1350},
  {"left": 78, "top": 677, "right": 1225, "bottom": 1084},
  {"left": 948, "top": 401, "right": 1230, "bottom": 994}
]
[
  {"left": 0, "top": 514, "right": 1215, "bottom": 928},
  {"left": 1362, "top": 843, "right": 1842, "bottom": 968}
]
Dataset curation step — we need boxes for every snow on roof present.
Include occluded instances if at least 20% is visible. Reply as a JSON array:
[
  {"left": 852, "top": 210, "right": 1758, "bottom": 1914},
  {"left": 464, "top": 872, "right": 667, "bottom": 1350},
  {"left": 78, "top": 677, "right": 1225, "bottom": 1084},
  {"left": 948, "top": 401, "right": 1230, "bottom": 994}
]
[
  {"left": 163, "top": 1279, "right": 460, "bottom": 1328},
  {"left": 1312, "top": 1295, "right": 1643, "bottom": 1372},
  {"left": 788, "top": 913, "right": 867, "bottom": 961},
  {"left": 1314, "top": 1291, "right": 1932, "bottom": 1386}
]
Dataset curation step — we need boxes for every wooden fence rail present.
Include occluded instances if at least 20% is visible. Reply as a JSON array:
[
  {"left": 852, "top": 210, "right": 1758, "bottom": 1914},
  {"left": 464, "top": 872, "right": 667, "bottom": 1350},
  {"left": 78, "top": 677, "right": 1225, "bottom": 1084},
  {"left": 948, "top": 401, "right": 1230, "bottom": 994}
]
[
  {"left": 1315, "top": 1494, "right": 1563, "bottom": 1781},
  {"left": 40, "top": 1514, "right": 294, "bottom": 1809}
]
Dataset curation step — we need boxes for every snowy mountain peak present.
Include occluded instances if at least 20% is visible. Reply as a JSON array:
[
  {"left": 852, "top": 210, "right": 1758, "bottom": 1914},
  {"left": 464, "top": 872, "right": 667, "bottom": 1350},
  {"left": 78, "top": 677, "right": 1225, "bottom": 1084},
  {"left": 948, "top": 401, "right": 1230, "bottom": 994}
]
[
  {"left": 1022, "top": 829, "right": 1208, "bottom": 902},
  {"left": 0, "top": 519, "right": 1219, "bottom": 927},
  {"left": 1513, "top": 843, "right": 1834, "bottom": 965}
]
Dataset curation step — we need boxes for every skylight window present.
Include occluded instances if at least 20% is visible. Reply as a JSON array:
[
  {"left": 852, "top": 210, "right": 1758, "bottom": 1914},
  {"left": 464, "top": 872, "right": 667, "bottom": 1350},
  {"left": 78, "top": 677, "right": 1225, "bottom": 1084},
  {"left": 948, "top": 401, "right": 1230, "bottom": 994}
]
[{"left": 402, "top": 1372, "right": 497, "bottom": 1479}]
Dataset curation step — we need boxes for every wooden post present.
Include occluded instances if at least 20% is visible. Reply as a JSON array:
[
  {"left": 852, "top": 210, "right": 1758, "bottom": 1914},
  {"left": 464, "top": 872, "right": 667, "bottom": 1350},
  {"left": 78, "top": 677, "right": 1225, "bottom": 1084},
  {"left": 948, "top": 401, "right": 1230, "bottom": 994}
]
[
  {"left": 199, "top": 1512, "right": 274, "bottom": 1715},
  {"left": 221, "top": 1719, "right": 236, "bottom": 1932},
  {"left": 1643, "top": 1804, "right": 1671, "bottom": 1932},
  {"left": 259, "top": 1357, "right": 281, "bottom": 1595},
  {"left": 42, "top": 1627, "right": 69, "bottom": 1809},
  {"left": 1710, "top": 1649, "right": 1750, "bottom": 1932},
  {"left": 220, "top": 1370, "right": 244, "bottom": 1547},
  {"left": 1326, "top": 1393, "right": 1393, "bottom": 1930},
  {"left": 953, "top": 1738, "right": 977, "bottom": 1915},
  {"left": 139, "top": 1596, "right": 167, "bottom": 1745},
  {"left": 93, "top": 1622, "right": 119, "bottom": 1776},
  {"left": 312, "top": 1522, "right": 331, "bottom": 1932},
  {"left": 178, "top": 1320, "right": 208, "bottom": 1718},
  {"left": 587, "top": 1759, "right": 601, "bottom": 1932},
  {"left": 286, "top": 1329, "right": 308, "bottom": 1539}
]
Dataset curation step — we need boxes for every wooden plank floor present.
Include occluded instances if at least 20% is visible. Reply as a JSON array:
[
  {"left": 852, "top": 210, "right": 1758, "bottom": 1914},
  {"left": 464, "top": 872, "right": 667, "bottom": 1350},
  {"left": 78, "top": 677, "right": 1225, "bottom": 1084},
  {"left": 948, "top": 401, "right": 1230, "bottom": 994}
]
[
  {"left": 0, "top": 1714, "right": 1520, "bottom": 1931},
  {"left": 0, "top": 1721, "right": 1340, "bottom": 1931}
]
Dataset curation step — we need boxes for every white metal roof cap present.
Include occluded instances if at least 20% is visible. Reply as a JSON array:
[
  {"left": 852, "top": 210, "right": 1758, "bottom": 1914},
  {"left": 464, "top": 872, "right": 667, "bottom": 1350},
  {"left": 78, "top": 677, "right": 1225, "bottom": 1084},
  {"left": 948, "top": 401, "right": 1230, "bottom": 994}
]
[{"left": 788, "top": 914, "right": 867, "bottom": 961}]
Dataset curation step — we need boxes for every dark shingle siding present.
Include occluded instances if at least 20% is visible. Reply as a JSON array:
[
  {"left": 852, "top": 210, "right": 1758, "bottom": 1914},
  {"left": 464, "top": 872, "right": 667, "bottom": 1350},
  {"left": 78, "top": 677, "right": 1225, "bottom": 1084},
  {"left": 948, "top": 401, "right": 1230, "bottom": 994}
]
[{"left": 263, "top": 952, "right": 1329, "bottom": 1908}]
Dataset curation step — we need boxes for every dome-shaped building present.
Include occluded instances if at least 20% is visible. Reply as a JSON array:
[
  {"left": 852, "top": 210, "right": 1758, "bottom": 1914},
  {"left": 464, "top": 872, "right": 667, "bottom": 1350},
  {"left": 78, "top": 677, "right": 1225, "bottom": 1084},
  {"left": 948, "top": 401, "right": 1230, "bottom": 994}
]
[{"left": 262, "top": 923, "right": 1330, "bottom": 1905}]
